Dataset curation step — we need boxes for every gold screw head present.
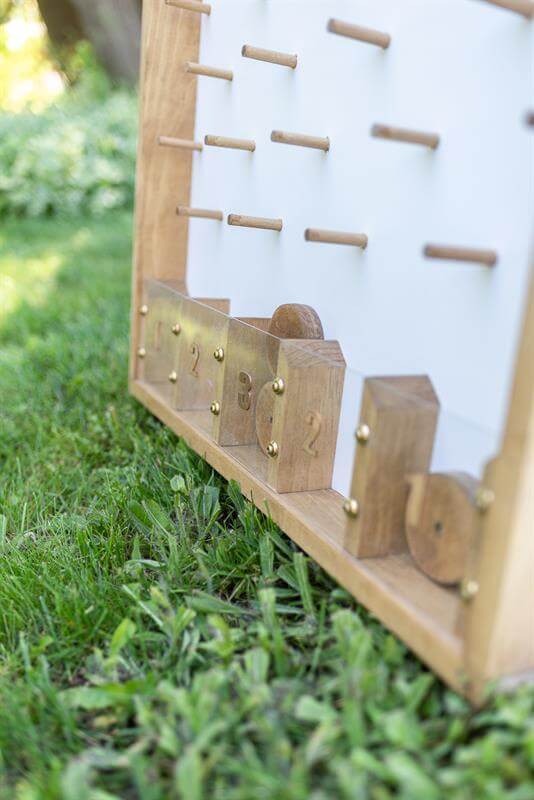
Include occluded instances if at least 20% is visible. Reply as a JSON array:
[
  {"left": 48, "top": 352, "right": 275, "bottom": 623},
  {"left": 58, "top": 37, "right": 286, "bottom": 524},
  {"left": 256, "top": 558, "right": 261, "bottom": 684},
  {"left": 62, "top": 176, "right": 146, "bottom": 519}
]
[
  {"left": 172, "top": 323, "right": 181, "bottom": 336},
  {"left": 266, "top": 441, "right": 279, "bottom": 458},
  {"left": 460, "top": 579, "right": 479, "bottom": 601},
  {"left": 210, "top": 401, "right": 221, "bottom": 416},
  {"left": 343, "top": 498, "right": 360, "bottom": 518},
  {"left": 213, "top": 347, "right": 225, "bottom": 362},
  {"left": 272, "top": 377, "right": 285, "bottom": 395},
  {"left": 168, "top": 371, "right": 178, "bottom": 384},
  {"left": 137, "top": 347, "right": 147, "bottom": 359},
  {"left": 475, "top": 487, "right": 495, "bottom": 513},
  {"left": 356, "top": 424, "right": 371, "bottom": 444},
  {"left": 139, "top": 304, "right": 149, "bottom": 316}
]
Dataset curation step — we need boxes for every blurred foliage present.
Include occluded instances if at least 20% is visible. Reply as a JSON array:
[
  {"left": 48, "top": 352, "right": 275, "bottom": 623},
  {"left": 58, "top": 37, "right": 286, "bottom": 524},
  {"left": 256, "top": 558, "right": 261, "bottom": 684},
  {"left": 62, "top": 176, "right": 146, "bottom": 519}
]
[{"left": 0, "top": 35, "right": 137, "bottom": 219}]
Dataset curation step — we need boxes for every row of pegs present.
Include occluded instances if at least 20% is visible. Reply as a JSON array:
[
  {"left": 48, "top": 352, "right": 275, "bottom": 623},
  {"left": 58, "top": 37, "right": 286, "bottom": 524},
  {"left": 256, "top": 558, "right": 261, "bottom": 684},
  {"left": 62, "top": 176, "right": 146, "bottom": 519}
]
[
  {"left": 175, "top": 205, "right": 498, "bottom": 266},
  {"left": 166, "top": 0, "right": 534, "bottom": 22},
  {"left": 159, "top": 0, "right": 534, "bottom": 266}
]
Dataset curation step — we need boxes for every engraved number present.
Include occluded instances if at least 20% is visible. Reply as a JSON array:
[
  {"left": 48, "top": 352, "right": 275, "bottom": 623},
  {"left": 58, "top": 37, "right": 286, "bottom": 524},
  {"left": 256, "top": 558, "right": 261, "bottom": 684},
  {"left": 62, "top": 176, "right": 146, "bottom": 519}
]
[
  {"left": 303, "top": 411, "right": 322, "bottom": 457},
  {"left": 238, "top": 371, "right": 253, "bottom": 410},
  {"left": 190, "top": 342, "right": 200, "bottom": 377}
]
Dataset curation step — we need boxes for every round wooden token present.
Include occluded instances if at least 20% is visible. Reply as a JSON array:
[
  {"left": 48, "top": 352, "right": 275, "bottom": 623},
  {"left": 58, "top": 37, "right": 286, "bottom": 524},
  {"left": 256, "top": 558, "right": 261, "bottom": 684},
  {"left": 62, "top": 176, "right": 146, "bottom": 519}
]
[
  {"left": 405, "top": 472, "right": 479, "bottom": 586},
  {"left": 267, "top": 303, "right": 324, "bottom": 370},
  {"left": 255, "top": 381, "right": 276, "bottom": 455}
]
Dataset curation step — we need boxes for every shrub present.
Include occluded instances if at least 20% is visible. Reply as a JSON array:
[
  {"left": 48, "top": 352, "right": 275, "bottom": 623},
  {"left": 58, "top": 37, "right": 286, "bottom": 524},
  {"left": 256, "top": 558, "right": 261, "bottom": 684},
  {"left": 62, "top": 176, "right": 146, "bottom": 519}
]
[{"left": 0, "top": 88, "right": 137, "bottom": 218}]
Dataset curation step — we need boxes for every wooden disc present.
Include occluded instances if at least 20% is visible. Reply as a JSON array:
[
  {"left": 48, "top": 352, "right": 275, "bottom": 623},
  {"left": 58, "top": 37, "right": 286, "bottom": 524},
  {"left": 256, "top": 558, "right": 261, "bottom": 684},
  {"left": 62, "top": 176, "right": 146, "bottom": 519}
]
[
  {"left": 267, "top": 304, "right": 324, "bottom": 370},
  {"left": 405, "top": 472, "right": 479, "bottom": 586},
  {"left": 255, "top": 381, "right": 276, "bottom": 455}
]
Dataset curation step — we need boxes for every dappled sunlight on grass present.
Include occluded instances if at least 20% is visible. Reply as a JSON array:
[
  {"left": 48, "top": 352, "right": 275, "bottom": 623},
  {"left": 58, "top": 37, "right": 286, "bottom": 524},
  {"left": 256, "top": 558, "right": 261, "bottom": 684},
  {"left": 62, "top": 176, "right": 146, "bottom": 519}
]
[{"left": 0, "top": 252, "right": 63, "bottom": 316}]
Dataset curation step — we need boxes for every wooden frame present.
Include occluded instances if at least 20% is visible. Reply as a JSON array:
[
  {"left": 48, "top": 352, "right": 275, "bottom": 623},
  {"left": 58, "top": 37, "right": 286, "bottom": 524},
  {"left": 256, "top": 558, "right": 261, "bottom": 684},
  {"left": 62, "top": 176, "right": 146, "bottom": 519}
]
[{"left": 130, "top": 0, "right": 534, "bottom": 704}]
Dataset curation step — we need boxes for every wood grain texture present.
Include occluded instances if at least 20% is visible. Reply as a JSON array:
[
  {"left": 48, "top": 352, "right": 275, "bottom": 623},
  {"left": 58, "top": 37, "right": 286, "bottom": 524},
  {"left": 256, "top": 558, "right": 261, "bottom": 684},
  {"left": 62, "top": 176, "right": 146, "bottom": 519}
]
[
  {"left": 424, "top": 244, "right": 497, "bottom": 267},
  {"left": 130, "top": 0, "right": 201, "bottom": 380},
  {"left": 344, "top": 376, "right": 440, "bottom": 559},
  {"left": 474, "top": 0, "right": 534, "bottom": 17},
  {"left": 267, "top": 339, "right": 346, "bottom": 493},
  {"left": 131, "top": 378, "right": 464, "bottom": 693},
  {"left": 241, "top": 44, "right": 298, "bottom": 68},
  {"left": 372, "top": 124, "right": 440, "bottom": 149},
  {"left": 465, "top": 260, "right": 534, "bottom": 702},
  {"left": 406, "top": 473, "right": 479, "bottom": 585},
  {"left": 327, "top": 19, "right": 391, "bottom": 49}
]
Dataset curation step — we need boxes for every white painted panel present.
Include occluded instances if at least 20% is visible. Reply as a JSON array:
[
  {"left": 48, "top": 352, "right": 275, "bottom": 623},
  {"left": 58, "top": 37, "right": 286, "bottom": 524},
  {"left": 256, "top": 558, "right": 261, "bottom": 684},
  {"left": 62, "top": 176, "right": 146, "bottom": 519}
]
[{"left": 186, "top": 0, "right": 534, "bottom": 495}]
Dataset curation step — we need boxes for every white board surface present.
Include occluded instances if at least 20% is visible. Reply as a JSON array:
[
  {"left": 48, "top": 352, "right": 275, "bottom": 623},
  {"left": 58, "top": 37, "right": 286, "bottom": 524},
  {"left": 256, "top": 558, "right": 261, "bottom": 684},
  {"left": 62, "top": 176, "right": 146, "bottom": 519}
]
[{"left": 186, "top": 0, "right": 534, "bottom": 494}]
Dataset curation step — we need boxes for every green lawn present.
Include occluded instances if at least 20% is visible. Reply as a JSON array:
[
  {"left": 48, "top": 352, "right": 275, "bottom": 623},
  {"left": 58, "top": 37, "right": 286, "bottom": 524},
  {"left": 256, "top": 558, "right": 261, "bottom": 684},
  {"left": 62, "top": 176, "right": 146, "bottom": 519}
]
[{"left": 0, "top": 213, "right": 532, "bottom": 800}]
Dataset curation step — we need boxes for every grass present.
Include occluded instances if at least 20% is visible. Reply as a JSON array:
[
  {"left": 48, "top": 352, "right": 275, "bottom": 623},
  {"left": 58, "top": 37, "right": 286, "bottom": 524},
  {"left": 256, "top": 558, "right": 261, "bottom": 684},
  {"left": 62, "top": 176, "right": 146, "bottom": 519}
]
[{"left": 0, "top": 213, "right": 532, "bottom": 800}]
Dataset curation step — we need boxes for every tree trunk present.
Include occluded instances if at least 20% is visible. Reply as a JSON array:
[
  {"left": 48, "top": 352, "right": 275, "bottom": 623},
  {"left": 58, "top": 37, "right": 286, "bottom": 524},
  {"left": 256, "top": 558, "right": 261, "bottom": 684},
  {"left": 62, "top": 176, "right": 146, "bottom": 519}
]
[{"left": 37, "top": 0, "right": 142, "bottom": 85}]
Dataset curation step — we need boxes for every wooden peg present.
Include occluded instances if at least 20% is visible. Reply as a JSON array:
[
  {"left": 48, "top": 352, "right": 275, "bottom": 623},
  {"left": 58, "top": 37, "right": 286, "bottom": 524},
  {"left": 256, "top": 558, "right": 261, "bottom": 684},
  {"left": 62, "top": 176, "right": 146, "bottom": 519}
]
[
  {"left": 185, "top": 62, "right": 234, "bottom": 81},
  {"left": 424, "top": 244, "right": 497, "bottom": 267},
  {"left": 305, "top": 229, "right": 368, "bottom": 249},
  {"left": 228, "top": 214, "right": 283, "bottom": 232},
  {"left": 344, "top": 376, "right": 440, "bottom": 559},
  {"left": 327, "top": 19, "right": 391, "bottom": 49},
  {"left": 526, "top": 110, "right": 534, "bottom": 126},
  {"left": 205, "top": 135, "right": 256, "bottom": 152},
  {"left": 406, "top": 473, "right": 480, "bottom": 586},
  {"left": 159, "top": 135, "right": 203, "bottom": 151},
  {"left": 177, "top": 206, "right": 223, "bottom": 221},
  {"left": 241, "top": 45, "right": 298, "bottom": 69},
  {"left": 474, "top": 0, "right": 534, "bottom": 18},
  {"left": 271, "top": 131, "right": 330, "bottom": 152},
  {"left": 371, "top": 124, "right": 440, "bottom": 150},
  {"left": 165, "top": 0, "right": 211, "bottom": 14}
]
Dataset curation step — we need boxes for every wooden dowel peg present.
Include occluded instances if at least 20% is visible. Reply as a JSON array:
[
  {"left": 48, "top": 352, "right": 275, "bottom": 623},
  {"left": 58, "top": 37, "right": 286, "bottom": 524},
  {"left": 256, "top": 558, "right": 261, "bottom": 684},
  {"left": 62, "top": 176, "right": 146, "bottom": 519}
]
[
  {"left": 159, "top": 135, "right": 203, "bottom": 151},
  {"left": 371, "top": 124, "right": 440, "bottom": 150},
  {"left": 241, "top": 45, "right": 298, "bottom": 69},
  {"left": 205, "top": 135, "right": 256, "bottom": 152},
  {"left": 424, "top": 244, "right": 498, "bottom": 267},
  {"left": 185, "top": 62, "right": 233, "bottom": 81},
  {"left": 474, "top": 0, "right": 534, "bottom": 18},
  {"left": 327, "top": 19, "right": 391, "bottom": 49},
  {"left": 271, "top": 130, "right": 330, "bottom": 152},
  {"left": 177, "top": 206, "right": 223, "bottom": 221},
  {"left": 305, "top": 228, "right": 368, "bottom": 249},
  {"left": 228, "top": 214, "right": 283, "bottom": 232},
  {"left": 526, "top": 110, "right": 534, "bottom": 126},
  {"left": 165, "top": 0, "right": 211, "bottom": 14}
]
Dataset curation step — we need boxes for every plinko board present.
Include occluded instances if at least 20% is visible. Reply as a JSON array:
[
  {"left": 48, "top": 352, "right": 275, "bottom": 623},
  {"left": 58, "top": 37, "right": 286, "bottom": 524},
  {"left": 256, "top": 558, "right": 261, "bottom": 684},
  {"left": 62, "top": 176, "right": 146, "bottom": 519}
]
[{"left": 130, "top": 0, "right": 534, "bottom": 704}]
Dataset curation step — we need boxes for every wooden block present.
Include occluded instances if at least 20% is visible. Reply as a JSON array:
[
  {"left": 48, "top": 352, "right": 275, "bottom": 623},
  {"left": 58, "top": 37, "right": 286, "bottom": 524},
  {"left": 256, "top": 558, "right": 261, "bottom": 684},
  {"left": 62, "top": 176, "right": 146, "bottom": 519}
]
[
  {"left": 344, "top": 376, "right": 440, "bottom": 558},
  {"left": 212, "top": 317, "right": 274, "bottom": 446},
  {"left": 171, "top": 297, "right": 231, "bottom": 411},
  {"left": 406, "top": 473, "right": 480, "bottom": 585},
  {"left": 264, "top": 339, "right": 346, "bottom": 492}
]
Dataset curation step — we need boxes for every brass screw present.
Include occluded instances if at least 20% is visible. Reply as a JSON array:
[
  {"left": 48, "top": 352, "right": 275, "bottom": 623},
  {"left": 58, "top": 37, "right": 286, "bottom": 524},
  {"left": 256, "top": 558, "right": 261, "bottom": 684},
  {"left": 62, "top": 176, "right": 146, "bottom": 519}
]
[
  {"left": 475, "top": 487, "right": 495, "bottom": 513},
  {"left": 461, "top": 579, "right": 479, "bottom": 601},
  {"left": 139, "top": 304, "right": 149, "bottom": 316},
  {"left": 356, "top": 424, "right": 371, "bottom": 444},
  {"left": 172, "top": 323, "right": 181, "bottom": 336},
  {"left": 214, "top": 347, "right": 225, "bottom": 362},
  {"left": 266, "top": 441, "right": 279, "bottom": 458},
  {"left": 137, "top": 347, "right": 147, "bottom": 359},
  {"left": 168, "top": 371, "right": 178, "bottom": 383},
  {"left": 272, "top": 377, "right": 285, "bottom": 395},
  {"left": 210, "top": 401, "right": 221, "bottom": 416},
  {"left": 343, "top": 498, "right": 360, "bottom": 518}
]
